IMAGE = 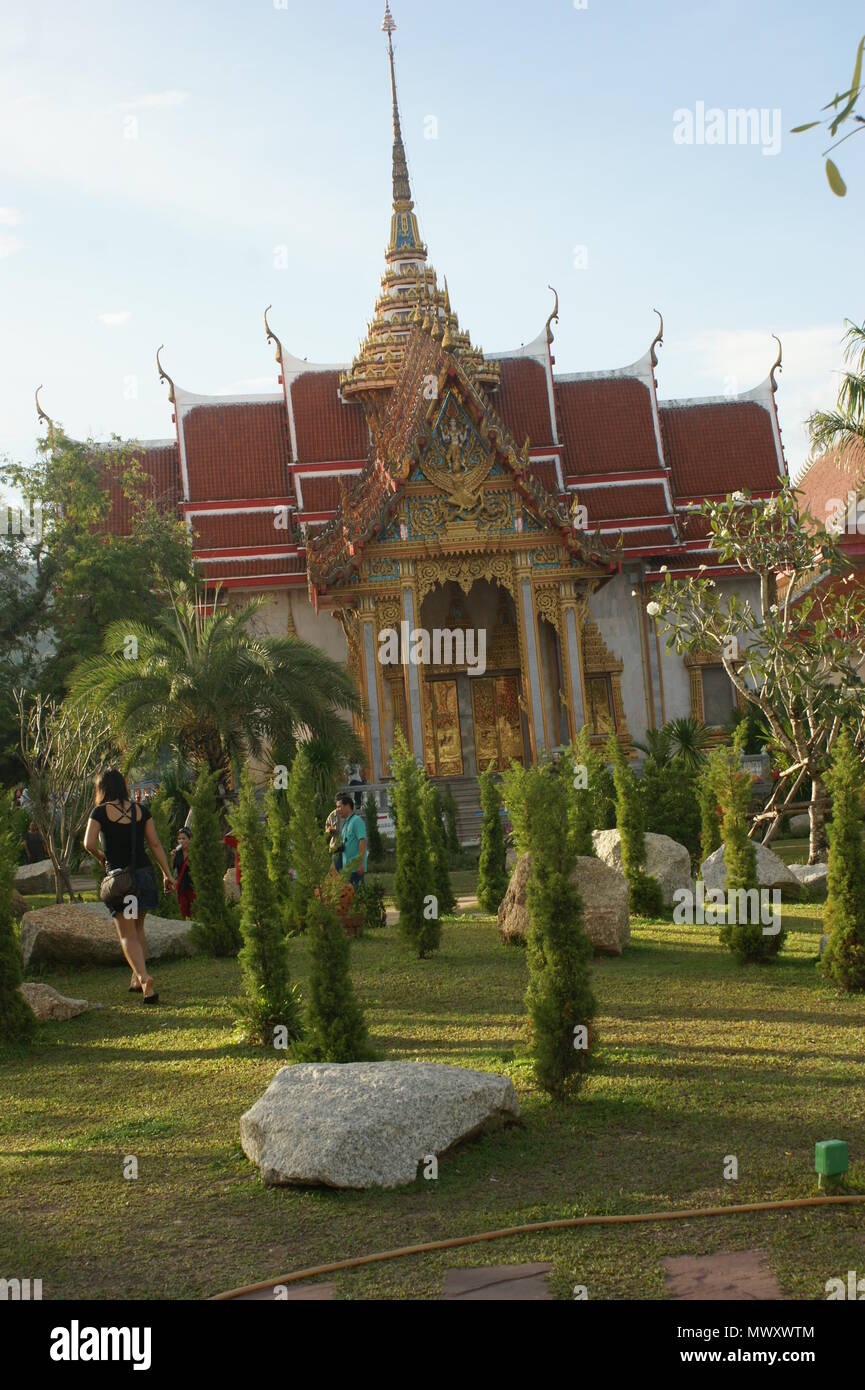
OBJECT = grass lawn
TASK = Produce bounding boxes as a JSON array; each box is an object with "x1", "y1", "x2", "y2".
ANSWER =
[{"x1": 2, "y1": 886, "x2": 864, "y2": 1301}]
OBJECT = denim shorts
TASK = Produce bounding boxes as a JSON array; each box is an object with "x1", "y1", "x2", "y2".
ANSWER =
[{"x1": 104, "y1": 866, "x2": 158, "y2": 915}]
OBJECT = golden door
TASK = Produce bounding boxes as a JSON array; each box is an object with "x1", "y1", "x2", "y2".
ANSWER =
[
  {"x1": 423, "y1": 679, "x2": 464, "y2": 778},
  {"x1": 471, "y1": 675, "x2": 524, "y2": 773}
]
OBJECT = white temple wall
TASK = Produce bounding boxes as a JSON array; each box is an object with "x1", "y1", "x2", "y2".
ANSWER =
[{"x1": 587, "y1": 573, "x2": 651, "y2": 741}]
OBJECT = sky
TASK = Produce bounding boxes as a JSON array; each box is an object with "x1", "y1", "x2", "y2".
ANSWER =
[{"x1": 1, "y1": 0, "x2": 863, "y2": 480}]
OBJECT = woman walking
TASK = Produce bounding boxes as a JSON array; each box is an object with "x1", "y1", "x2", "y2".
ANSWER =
[
  {"x1": 84, "y1": 770, "x2": 175, "y2": 1003},
  {"x1": 173, "y1": 828, "x2": 195, "y2": 920}
]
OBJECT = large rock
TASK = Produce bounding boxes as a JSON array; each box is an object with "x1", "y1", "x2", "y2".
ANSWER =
[
  {"x1": 20, "y1": 903, "x2": 196, "y2": 968},
  {"x1": 223, "y1": 867, "x2": 241, "y2": 902},
  {"x1": 15, "y1": 859, "x2": 55, "y2": 895},
  {"x1": 12, "y1": 889, "x2": 28, "y2": 920},
  {"x1": 498, "y1": 852, "x2": 630, "y2": 955},
  {"x1": 240, "y1": 1062, "x2": 520, "y2": 1189},
  {"x1": 701, "y1": 843, "x2": 801, "y2": 898},
  {"x1": 790, "y1": 862, "x2": 829, "y2": 898},
  {"x1": 19, "y1": 982, "x2": 89, "y2": 1022},
  {"x1": 592, "y1": 829, "x2": 695, "y2": 908},
  {"x1": 789, "y1": 813, "x2": 810, "y2": 837}
]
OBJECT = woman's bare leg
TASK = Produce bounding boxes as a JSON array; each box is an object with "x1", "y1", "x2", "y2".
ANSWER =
[
  {"x1": 135, "y1": 913, "x2": 156, "y2": 998},
  {"x1": 114, "y1": 913, "x2": 148, "y2": 987}
]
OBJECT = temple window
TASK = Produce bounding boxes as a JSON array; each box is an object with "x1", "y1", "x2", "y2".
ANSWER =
[{"x1": 586, "y1": 674, "x2": 616, "y2": 737}]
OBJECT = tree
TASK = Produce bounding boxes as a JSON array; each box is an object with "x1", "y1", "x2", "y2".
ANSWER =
[
  {"x1": 69, "y1": 579, "x2": 361, "y2": 806},
  {"x1": 286, "y1": 747, "x2": 331, "y2": 933},
  {"x1": 523, "y1": 764, "x2": 596, "y2": 1100},
  {"x1": 1, "y1": 430, "x2": 195, "y2": 783},
  {"x1": 422, "y1": 780, "x2": 456, "y2": 917},
  {"x1": 607, "y1": 733, "x2": 662, "y2": 915},
  {"x1": 809, "y1": 319, "x2": 865, "y2": 460},
  {"x1": 792, "y1": 37, "x2": 865, "y2": 196},
  {"x1": 820, "y1": 728, "x2": 865, "y2": 990},
  {"x1": 697, "y1": 759, "x2": 723, "y2": 862},
  {"x1": 187, "y1": 767, "x2": 240, "y2": 957},
  {"x1": 0, "y1": 814, "x2": 36, "y2": 1046},
  {"x1": 441, "y1": 785, "x2": 460, "y2": 855},
  {"x1": 391, "y1": 732, "x2": 438, "y2": 957},
  {"x1": 148, "y1": 790, "x2": 181, "y2": 919},
  {"x1": 230, "y1": 769, "x2": 302, "y2": 1044},
  {"x1": 363, "y1": 791, "x2": 384, "y2": 863},
  {"x1": 650, "y1": 480, "x2": 865, "y2": 864},
  {"x1": 560, "y1": 732, "x2": 598, "y2": 859},
  {"x1": 477, "y1": 765, "x2": 509, "y2": 913},
  {"x1": 712, "y1": 730, "x2": 784, "y2": 963},
  {"x1": 264, "y1": 779, "x2": 295, "y2": 934},
  {"x1": 15, "y1": 691, "x2": 116, "y2": 901},
  {"x1": 293, "y1": 894, "x2": 371, "y2": 1063}
]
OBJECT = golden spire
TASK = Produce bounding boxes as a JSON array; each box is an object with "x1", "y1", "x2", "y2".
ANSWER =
[{"x1": 383, "y1": 3, "x2": 412, "y2": 209}]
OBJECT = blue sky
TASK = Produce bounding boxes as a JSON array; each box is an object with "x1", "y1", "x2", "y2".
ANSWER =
[{"x1": 1, "y1": 0, "x2": 863, "y2": 478}]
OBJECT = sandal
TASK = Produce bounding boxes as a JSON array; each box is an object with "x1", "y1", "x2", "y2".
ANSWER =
[{"x1": 128, "y1": 980, "x2": 143, "y2": 993}]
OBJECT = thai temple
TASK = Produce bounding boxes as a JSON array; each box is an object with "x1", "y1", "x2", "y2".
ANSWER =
[{"x1": 89, "y1": 5, "x2": 788, "y2": 829}]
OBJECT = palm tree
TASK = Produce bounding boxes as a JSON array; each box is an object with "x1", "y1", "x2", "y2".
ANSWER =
[
  {"x1": 69, "y1": 582, "x2": 362, "y2": 792},
  {"x1": 667, "y1": 717, "x2": 713, "y2": 770},
  {"x1": 809, "y1": 319, "x2": 865, "y2": 462}
]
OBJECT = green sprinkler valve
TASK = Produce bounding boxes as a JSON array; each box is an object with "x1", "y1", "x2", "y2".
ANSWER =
[{"x1": 815, "y1": 1139, "x2": 848, "y2": 1190}]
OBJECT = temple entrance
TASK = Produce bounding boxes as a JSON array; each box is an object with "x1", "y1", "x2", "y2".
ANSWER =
[
  {"x1": 419, "y1": 579, "x2": 529, "y2": 778},
  {"x1": 471, "y1": 674, "x2": 524, "y2": 773}
]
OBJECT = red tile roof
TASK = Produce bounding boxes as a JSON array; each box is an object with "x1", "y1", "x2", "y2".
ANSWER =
[
  {"x1": 557, "y1": 376, "x2": 660, "y2": 476},
  {"x1": 96, "y1": 443, "x2": 181, "y2": 536},
  {"x1": 200, "y1": 554, "x2": 306, "y2": 581},
  {"x1": 190, "y1": 510, "x2": 294, "y2": 550},
  {"x1": 290, "y1": 371, "x2": 369, "y2": 464},
  {"x1": 795, "y1": 444, "x2": 865, "y2": 530},
  {"x1": 182, "y1": 401, "x2": 290, "y2": 503},
  {"x1": 661, "y1": 400, "x2": 781, "y2": 500},
  {"x1": 496, "y1": 358, "x2": 554, "y2": 448},
  {"x1": 582, "y1": 481, "x2": 671, "y2": 523},
  {"x1": 529, "y1": 459, "x2": 561, "y2": 494},
  {"x1": 617, "y1": 526, "x2": 678, "y2": 551},
  {"x1": 297, "y1": 475, "x2": 345, "y2": 513}
]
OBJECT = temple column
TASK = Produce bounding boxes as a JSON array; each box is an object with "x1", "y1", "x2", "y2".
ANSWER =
[
  {"x1": 359, "y1": 596, "x2": 385, "y2": 782},
  {"x1": 399, "y1": 563, "x2": 425, "y2": 765},
  {"x1": 516, "y1": 560, "x2": 547, "y2": 761},
  {"x1": 560, "y1": 583, "x2": 586, "y2": 740}
]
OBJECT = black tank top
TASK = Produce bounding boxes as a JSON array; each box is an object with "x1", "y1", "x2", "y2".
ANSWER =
[{"x1": 91, "y1": 802, "x2": 150, "y2": 872}]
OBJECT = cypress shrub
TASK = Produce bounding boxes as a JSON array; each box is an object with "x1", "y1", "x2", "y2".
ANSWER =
[
  {"x1": 188, "y1": 766, "x2": 241, "y2": 957},
  {"x1": 149, "y1": 791, "x2": 181, "y2": 919},
  {"x1": 264, "y1": 780, "x2": 296, "y2": 934},
  {"x1": 501, "y1": 760, "x2": 531, "y2": 856},
  {"x1": 523, "y1": 765, "x2": 596, "y2": 1100},
  {"x1": 0, "y1": 821, "x2": 36, "y2": 1046},
  {"x1": 713, "y1": 736, "x2": 783, "y2": 962},
  {"x1": 441, "y1": 785, "x2": 460, "y2": 854},
  {"x1": 230, "y1": 770, "x2": 302, "y2": 1045},
  {"x1": 820, "y1": 728, "x2": 865, "y2": 990},
  {"x1": 697, "y1": 757, "x2": 723, "y2": 863},
  {"x1": 392, "y1": 732, "x2": 438, "y2": 957},
  {"x1": 363, "y1": 791, "x2": 384, "y2": 863},
  {"x1": 287, "y1": 746, "x2": 331, "y2": 933},
  {"x1": 607, "y1": 733, "x2": 663, "y2": 915},
  {"x1": 561, "y1": 732, "x2": 597, "y2": 859},
  {"x1": 360, "y1": 877, "x2": 388, "y2": 931},
  {"x1": 422, "y1": 781, "x2": 456, "y2": 916},
  {"x1": 477, "y1": 764, "x2": 509, "y2": 913},
  {"x1": 640, "y1": 755, "x2": 702, "y2": 865},
  {"x1": 293, "y1": 894, "x2": 372, "y2": 1062}
]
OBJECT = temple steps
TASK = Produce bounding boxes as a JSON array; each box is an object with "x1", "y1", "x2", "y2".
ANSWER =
[{"x1": 432, "y1": 776, "x2": 482, "y2": 846}]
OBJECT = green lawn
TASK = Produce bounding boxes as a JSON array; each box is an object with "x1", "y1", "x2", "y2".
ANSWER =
[{"x1": 2, "y1": 890, "x2": 864, "y2": 1300}]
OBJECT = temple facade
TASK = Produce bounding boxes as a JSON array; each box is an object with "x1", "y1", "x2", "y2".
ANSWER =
[{"x1": 93, "y1": 6, "x2": 788, "y2": 824}]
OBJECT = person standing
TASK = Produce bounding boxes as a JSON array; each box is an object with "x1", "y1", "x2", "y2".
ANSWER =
[
  {"x1": 337, "y1": 794, "x2": 367, "y2": 889},
  {"x1": 24, "y1": 822, "x2": 46, "y2": 863},
  {"x1": 84, "y1": 770, "x2": 175, "y2": 1003},
  {"x1": 173, "y1": 828, "x2": 195, "y2": 920},
  {"x1": 325, "y1": 795, "x2": 344, "y2": 871}
]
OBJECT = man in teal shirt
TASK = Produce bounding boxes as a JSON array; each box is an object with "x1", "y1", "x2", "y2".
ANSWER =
[{"x1": 337, "y1": 795, "x2": 367, "y2": 888}]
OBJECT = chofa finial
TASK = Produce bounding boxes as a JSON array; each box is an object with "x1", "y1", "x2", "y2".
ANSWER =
[
  {"x1": 545, "y1": 286, "x2": 560, "y2": 345},
  {"x1": 156, "y1": 345, "x2": 176, "y2": 404},
  {"x1": 650, "y1": 308, "x2": 664, "y2": 367},
  {"x1": 35, "y1": 384, "x2": 53, "y2": 428},
  {"x1": 264, "y1": 305, "x2": 284, "y2": 367},
  {"x1": 770, "y1": 334, "x2": 783, "y2": 392}
]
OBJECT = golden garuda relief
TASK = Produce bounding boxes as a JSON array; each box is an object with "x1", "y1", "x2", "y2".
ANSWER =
[{"x1": 417, "y1": 390, "x2": 498, "y2": 524}]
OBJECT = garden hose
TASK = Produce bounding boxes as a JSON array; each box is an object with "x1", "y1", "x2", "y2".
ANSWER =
[{"x1": 211, "y1": 1192, "x2": 865, "y2": 1299}]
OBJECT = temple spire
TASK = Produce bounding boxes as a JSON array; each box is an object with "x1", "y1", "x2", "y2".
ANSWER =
[{"x1": 383, "y1": 3, "x2": 412, "y2": 209}]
